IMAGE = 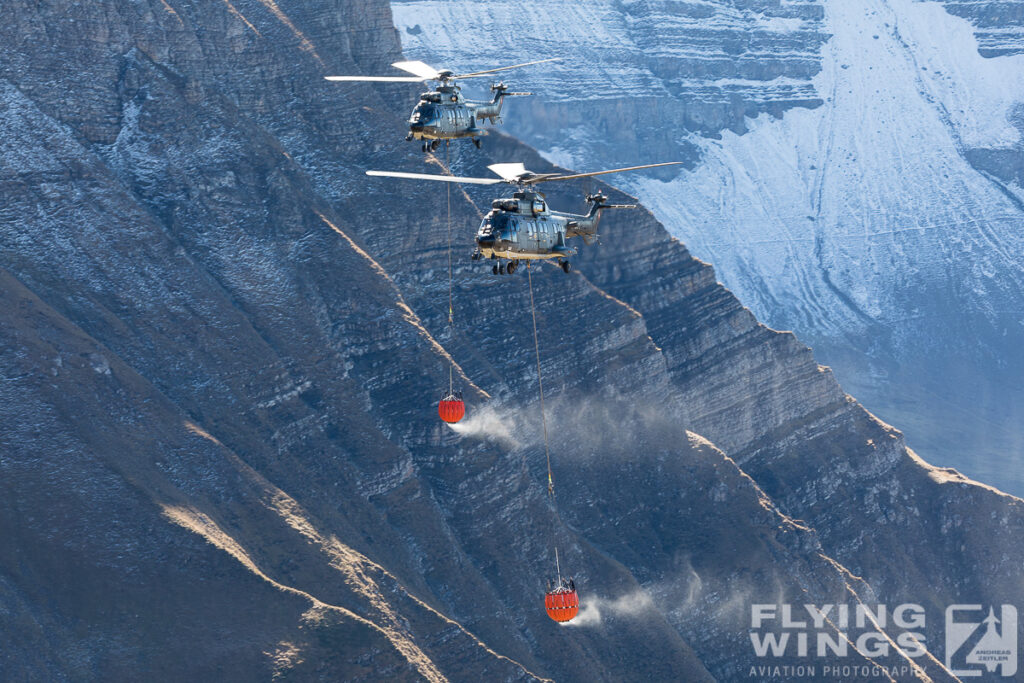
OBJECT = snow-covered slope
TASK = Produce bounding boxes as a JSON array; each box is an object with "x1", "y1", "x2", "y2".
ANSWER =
[
  {"x1": 391, "y1": 0, "x2": 1024, "y2": 494},
  {"x1": 633, "y1": 0, "x2": 1024, "y2": 339},
  {"x1": 632, "y1": 0, "x2": 1024, "y2": 490},
  {"x1": 392, "y1": 0, "x2": 826, "y2": 102}
]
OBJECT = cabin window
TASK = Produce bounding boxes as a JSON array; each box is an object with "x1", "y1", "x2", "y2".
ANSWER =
[{"x1": 533, "y1": 200, "x2": 545, "y2": 214}]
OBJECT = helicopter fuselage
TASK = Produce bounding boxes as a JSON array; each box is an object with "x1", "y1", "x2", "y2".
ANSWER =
[
  {"x1": 406, "y1": 85, "x2": 511, "y2": 144},
  {"x1": 474, "y1": 190, "x2": 605, "y2": 262},
  {"x1": 365, "y1": 158, "x2": 668, "y2": 272}
]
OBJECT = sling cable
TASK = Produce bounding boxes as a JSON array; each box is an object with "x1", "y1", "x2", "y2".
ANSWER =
[
  {"x1": 438, "y1": 140, "x2": 465, "y2": 424},
  {"x1": 527, "y1": 262, "x2": 579, "y2": 623}
]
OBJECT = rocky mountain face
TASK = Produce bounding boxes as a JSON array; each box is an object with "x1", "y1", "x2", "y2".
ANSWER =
[
  {"x1": 939, "y1": 0, "x2": 1024, "y2": 55},
  {"x1": 1, "y1": 0, "x2": 1022, "y2": 681},
  {"x1": 392, "y1": 0, "x2": 830, "y2": 164},
  {"x1": 391, "y1": 0, "x2": 1024, "y2": 498}
]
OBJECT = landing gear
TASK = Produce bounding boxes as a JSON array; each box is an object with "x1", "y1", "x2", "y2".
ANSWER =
[
  {"x1": 422, "y1": 140, "x2": 440, "y2": 153},
  {"x1": 560, "y1": 260, "x2": 571, "y2": 274},
  {"x1": 473, "y1": 138, "x2": 482, "y2": 149},
  {"x1": 491, "y1": 260, "x2": 518, "y2": 275},
  {"x1": 471, "y1": 250, "x2": 482, "y2": 261}
]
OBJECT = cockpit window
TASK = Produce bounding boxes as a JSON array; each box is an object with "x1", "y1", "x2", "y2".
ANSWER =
[{"x1": 411, "y1": 102, "x2": 437, "y2": 123}]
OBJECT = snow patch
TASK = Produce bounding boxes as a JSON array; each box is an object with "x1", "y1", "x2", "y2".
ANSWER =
[{"x1": 623, "y1": 0, "x2": 1024, "y2": 344}]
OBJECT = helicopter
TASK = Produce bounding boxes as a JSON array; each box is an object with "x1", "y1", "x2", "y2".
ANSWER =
[
  {"x1": 366, "y1": 161, "x2": 681, "y2": 274},
  {"x1": 325, "y1": 59, "x2": 559, "y2": 152}
]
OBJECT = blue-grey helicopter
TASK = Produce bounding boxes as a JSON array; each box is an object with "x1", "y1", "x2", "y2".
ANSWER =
[
  {"x1": 325, "y1": 59, "x2": 559, "y2": 152},
  {"x1": 366, "y1": 162, "x2": 681, "y2": 274}
]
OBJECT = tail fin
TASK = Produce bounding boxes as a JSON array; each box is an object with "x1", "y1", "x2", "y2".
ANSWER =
[
  {"x1": 490, "y1": 82, "x2": 532, "y2": 101},
  {"x1": 585, "y1": 192, "x2": 637, "y2": 215},
  {"x1": 577, "y1": 193, "x2": 637, "y2": 244},
  {"x1": 477, "y1": 83, "x2": 532, "y2": 123}
]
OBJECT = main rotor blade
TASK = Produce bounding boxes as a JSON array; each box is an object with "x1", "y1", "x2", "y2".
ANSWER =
[
  {"x1": 486, "y1": 163, "x2": 529, "y2": 181},
  {"x1": 391, "y1": 60, "x2": 441, "y2": 80},
  {"x1": 524, "y1": 161, "x2": 683, "y2": 184},
  {"x1": 366, "y1": 170, "x2": 503, "y2": 185},
  {"x1": 454, "y1": 58, "x2": 562, "y2": 79},
  {"x1": 324, "y1": 76, "x2": 426, "y2": 82}
]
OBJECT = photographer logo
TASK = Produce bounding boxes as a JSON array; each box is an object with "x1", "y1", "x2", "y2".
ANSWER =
[{"x1": 946, "y1": 605, "x2": 1017, "y2": 677}]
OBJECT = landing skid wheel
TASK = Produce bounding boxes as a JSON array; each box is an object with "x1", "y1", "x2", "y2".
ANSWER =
[
  {"x1": 507, "y1": 261, "x2": 518, "y2": 275},
  {"x1": 492, "y1": 264, "x2": 499, "y2": 275},
  {"x1": 430, "y1": 140, "x2": 440, "y2": 152},
  {"x1": 560, "y1": 261, "x2": 571, "y2": 274}
]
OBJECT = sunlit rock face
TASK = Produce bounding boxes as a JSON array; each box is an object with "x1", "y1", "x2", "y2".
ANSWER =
[
  {"x1": 1, "y1": 0, "x2": 1023, "y2": 680},
  {"x1": 391, "y1": 0, "x2": 1024, "y2": 496}
]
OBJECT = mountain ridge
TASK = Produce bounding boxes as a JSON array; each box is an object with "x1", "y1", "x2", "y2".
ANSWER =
[
  {"x1": 390, "y1": 0, "x2": 1024, "y2": 497},
  {"x1": 1, "y1": 0, "x2": 1022, "y2": 680}
]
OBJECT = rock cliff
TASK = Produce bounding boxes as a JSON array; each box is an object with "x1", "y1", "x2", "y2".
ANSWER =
[
  {"x1": 1, "y1": 0, "x2": 1022, "y2": 681},
  {"x1": 390, "y1": 0, "x2": 1024, "y2": 499}
]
